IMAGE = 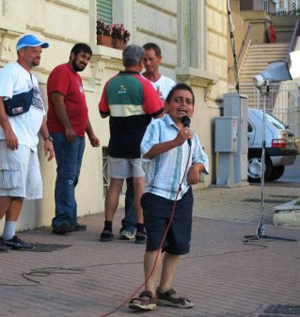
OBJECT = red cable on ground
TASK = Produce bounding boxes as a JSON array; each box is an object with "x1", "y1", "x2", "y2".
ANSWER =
[{"x1": 99, "y1": 146, "x2": 192, "y2": 317}]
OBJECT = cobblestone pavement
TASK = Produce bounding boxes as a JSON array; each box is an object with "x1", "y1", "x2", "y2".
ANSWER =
[{"x1": 1, "y1": 184, "x2": 300, "y2": 317}]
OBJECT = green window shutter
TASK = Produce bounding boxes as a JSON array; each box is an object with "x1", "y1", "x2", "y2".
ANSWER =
[
  {"x1": 97, "y1": 0, "x2": 113, "y2": 24},
  {"x1": 181, "y1": 0, "x2": 191, "y2": 67}
]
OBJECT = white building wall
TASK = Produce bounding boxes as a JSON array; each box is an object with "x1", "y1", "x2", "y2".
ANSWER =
[{"x1": 0, "y1": 0, "x2": 228, "y2": 231}]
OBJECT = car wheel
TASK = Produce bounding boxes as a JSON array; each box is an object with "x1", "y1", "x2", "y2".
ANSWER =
[
  {"x1": 268, "y1": 165, "x2": 285, "y2": 181},
  {"x1": 248, "y1": 154, "x2": 272, "y2": 183}
]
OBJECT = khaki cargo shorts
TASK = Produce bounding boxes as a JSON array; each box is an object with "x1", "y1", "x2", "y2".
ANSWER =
[
  {"x1": 107, "y1": 156, "x2": 145, "y2": 179},
  {"x1": 0, "y1": 141, "x2": 42, "y2": 199}
]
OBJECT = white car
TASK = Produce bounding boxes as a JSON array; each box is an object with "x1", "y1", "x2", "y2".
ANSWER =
[{"x1": 247, "y1": 108, "x2": 298, "y2": 182}]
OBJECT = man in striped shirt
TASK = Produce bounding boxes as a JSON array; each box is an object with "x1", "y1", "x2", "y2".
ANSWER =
[
  {"x1": 129, "y1": 83, "x2": 209, "y2": 311},
  {"x1": 99, "y1": 45, "x2": 164, "y2": 244}
]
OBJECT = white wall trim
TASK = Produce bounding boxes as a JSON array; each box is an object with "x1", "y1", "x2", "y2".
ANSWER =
[
  {"x1": 137, "y1": 0, "x2": 177, "y2": 17},
  {"x1": 176, "y1": 67, "x2": 218, "y2": 101},
  {"x1": 45, "y1": 0, "x2": 89, "y2": 13}
]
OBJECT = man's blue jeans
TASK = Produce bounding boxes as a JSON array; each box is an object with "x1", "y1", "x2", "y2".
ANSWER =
[
  {"x1": 51, "y1": 132, "x2": 85, "y2": 228},
  {"x1": 121, "y1": 177, "x2": 136, "y2": 231}
]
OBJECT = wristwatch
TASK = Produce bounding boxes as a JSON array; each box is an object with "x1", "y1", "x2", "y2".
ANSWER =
[{"x1": 44, "y1": 135, "x2": 53, "y2": 142}]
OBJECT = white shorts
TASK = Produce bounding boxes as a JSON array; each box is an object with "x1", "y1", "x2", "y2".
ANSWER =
[
  {"x1": 107, "y1": 156, "x2": 145, "y2": 179},
  {"x1": 0, "y1": 141, "x2": 42, "y2": 199}
]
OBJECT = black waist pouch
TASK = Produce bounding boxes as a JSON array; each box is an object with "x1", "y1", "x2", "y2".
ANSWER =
[{"x1": 4, "y1": 89, "x2": 33, "y2": 117}]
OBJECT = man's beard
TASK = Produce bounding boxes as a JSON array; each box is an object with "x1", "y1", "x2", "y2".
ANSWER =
[
  {"x1": 72, "y1": 59, "x2": 86, "y2": 72},
  {"x1": 31, "y1": 59, "x2": 40, "y2": 67}
]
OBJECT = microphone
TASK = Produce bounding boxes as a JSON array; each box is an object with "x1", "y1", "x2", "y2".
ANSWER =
[{"x1": 181, "y1": 116, "x2": 191, "y2": 146}]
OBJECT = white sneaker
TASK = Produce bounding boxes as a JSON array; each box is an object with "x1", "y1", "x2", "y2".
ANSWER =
[{"x1": 119, "y1": 228, "x2": 137, "y2": 240}]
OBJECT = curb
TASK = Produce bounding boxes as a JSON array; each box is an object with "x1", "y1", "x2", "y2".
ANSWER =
[{"x1": 273, "y1": 198, "x2": 300, "y2": 227}]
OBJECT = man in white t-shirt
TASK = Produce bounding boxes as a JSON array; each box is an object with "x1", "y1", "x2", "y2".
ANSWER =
[
  {"x1": 0, "y1": 34, "x2": 54, "y2": 252},
  {"x1": 120, "y1": 43, "x2": 176, "y2": 240},
  {"x1": 142, "y1": 42, "x2": 176, "y2": 100},
  {"x1": 119, "y1": 43, "x2": 175, "y2": 241}
]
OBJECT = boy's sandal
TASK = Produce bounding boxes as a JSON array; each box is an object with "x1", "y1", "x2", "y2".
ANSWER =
[
  {"x1": 128, "y1": 290, "x2": 157, "y2": 311},
  {"x1": 99, "y1": 230, "x2": 114, "y2": 242},
  {"x1": 156, "y1": 288, "x2": 194, "y2": 309}
]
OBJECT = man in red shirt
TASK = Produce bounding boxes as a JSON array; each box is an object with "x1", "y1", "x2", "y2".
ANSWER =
[{"x1": 47, "y1": 43, "x2": 99, "y2": 234}]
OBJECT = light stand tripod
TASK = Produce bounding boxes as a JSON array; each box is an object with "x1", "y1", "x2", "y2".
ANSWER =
[{"x1": 244, "y1": 83, "x2": 296, "y2": 243}]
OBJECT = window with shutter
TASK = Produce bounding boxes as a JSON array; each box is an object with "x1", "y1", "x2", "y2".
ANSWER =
[
  {"x1": 263, "y1": 0, "x2": 269, "y2": 13},
  {"x1": 97, "y1": 0, "x2": 113, "y2": 24},
  {"x1": 181, "y1": 0, "x2": 191, "y2": 67},
  {"x1": 283, "y1": 0, "x2": 289, "y2": 10}
]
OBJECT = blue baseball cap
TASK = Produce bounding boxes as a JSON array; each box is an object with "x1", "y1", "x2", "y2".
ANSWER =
[{"x1": 16, "y1": 34, "x2": 49, "y2": 51}]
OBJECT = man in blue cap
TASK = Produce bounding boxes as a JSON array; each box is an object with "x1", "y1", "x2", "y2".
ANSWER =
[{"x1": 0, "y1": 34, "x2": 54, "y2": 252}]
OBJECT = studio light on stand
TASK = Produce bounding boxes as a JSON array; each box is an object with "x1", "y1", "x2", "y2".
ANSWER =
[{"x1": 244, "y1": 60, "x2": 296, "y2": 242}]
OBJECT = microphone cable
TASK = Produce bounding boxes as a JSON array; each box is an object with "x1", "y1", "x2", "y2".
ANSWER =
[{"x1": 99, "y1": 142, "x2": 192, "y2": 317}]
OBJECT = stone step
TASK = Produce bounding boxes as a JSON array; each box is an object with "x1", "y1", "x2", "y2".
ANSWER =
[
  {"x1": 248, "y1": 55, "x2": 287, "y2": 59},
  {"x1": 242, "y1": 64, "x2": 274, "y2": 69},
  {"x1": 246, "y1": 53, "x2": 287, "y2": 58},
  {"x1": 249, "y1": 45, "x2": 288, "y2": 52},
  {"x1": 240, "y1": 79, "x2": 259, "y2": 82},
  {"x1": 249, "y1": 43, "x2": 289, "y2": 48},
  {"x1": 249, "y1": 50, "x2": 288, "y2": 53},
  {"x1": 245, "y1": 54, "x2": 287, "y2": 59},
  {"x1": 243, "y1": 60, "x2": 285, "y2": 65},
  {"x1": 240, "y1": 69, "x2": 268, "y2": 73},
  {"x1": 240, "y1": 66, "x2": 282, "y2": 72},
  {"x1": 240, "y1": 73, "x2": 266, "y2": 77},
  {"x1": 246, "y1": 55, "x2": 287, "y2": 60}
]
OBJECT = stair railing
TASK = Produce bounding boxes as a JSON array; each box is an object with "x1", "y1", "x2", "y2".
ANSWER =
[
  {"x1": 227, "y1": 24, "x2": 252, "y2": 74},
  {"x1": 237, "y1": 24, "x2": 252, "y2": 64},
  {"x1": 285, "y1": 18, "x2": 300, "y2": 65}
]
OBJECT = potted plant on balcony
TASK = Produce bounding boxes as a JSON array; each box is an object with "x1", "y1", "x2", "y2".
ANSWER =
[
  {"x1": 96, "y1": 20, "x2": 113, "y2": 47},
  {"x1": 111, "y1": 24, "x2": 130, "y2": 50}
]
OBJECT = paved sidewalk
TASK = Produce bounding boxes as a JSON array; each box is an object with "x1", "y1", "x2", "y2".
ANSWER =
[
  {"x1": 193, "y1": 182, "x2": 300, "y2": 224},
  {"x1": 1, "y1": 184, "x2": 300, "y2": 317}
]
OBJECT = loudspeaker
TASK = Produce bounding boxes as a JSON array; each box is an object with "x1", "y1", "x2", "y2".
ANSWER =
[
  {"x1": 253, "y1": 60, "x2": 292, "y2": 87},
  {"x1": 290, "y1": 51, "x2": 300, "y2": 79}
]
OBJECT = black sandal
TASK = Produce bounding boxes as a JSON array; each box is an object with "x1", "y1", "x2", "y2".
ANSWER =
[
  {"x1": 129, "y1": 290, "x2": 157, "y2": 311},
  {"x1": 156, "y1": 288, "x2": 194, "y2": 308},
  {"x1": 99, "y1": 229, "x2": 114, "y2": 242}
]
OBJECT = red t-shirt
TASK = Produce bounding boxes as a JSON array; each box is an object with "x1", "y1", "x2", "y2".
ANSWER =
[{"x1": 47, "y1": 64, "x2": 88, "y2": 137}]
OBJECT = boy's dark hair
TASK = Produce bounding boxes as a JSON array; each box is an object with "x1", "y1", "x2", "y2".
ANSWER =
[
  {"x1": 143, "y1": 42, "x2": 161, "y2": 57},
  {"x1": 71, "y1": 43, "x2": 93, "y2": 57},
  {"x1": 166, "y1": 83, "x2": 195, "y2": 106}
]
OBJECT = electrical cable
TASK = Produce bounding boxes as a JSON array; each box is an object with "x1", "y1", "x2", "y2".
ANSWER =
[
  {"x1": 227, "y1": 0, "x2": 240, "y2": 93},
  {"x1": 0, "y1": 242, "x2": 268, "y2": 287},
  {"x1": 0, "y1": 145, "x2": 193, "y2": 309},
  {"x1": 98, "y1": 143, "x2": 193, "y2": 317}
]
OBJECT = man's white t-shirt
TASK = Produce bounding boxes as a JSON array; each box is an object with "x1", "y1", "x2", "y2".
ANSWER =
[
  {"x1": 0, "y1": 62, "x2": 45, "y2": 150},
  {"x1": 141, "y1": 74, "x2": 176, "y2": 100}
]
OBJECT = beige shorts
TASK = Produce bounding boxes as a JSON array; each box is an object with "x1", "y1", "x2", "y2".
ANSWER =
[
  {"x1": 107, "y1": 156, "x2": 145, "y2": 179},
  {"x1": 0, "y1": 141, "x2": 43, "y2": 199}
]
